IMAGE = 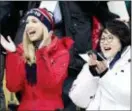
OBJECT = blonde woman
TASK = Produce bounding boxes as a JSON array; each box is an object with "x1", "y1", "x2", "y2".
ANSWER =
[{"x1": 0, "y1": 8, "x2": 73, "y2": 110}]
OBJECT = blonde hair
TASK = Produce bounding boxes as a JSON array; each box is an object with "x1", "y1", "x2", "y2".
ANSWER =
[{"x1": 23, "y1": 24, "x2": 50, "y2": 65}]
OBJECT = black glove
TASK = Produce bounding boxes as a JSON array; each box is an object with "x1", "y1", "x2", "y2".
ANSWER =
[{"x1": 89, "y1": 65, "x2": 108, "y2": 78}]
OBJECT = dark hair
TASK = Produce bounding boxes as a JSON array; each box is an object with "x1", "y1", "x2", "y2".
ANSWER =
[{"x1": 97, "y1": 20, "x2": 131, "y2": 52}]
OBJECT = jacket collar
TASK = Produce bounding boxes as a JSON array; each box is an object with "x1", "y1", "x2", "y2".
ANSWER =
[
  {"x1": 44, "y1": 35, "x2": 58, "y2": 54},
  {"x1": 107, "y1": 45, "x2": 131, "y2": 69}
]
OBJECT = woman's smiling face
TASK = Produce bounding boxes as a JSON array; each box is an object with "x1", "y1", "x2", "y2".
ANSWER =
[
  {"x1": 100, "y1": 29, "x2": 122, "y2": 59},
  {"x1": 25, "y1": 16, "x2": 44, "y2": 42}
]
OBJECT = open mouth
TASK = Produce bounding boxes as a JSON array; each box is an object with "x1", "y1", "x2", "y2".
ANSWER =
[
  {"x1": 104, "y1": 47, "x2": 111, "y2": 51},
  {"x1": 28, "y1": 30, "x2": 36, "y2": 36}
]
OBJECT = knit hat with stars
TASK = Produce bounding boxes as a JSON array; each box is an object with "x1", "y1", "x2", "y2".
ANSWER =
[{"x1": 26, "y1": 8, "x2": 54, "y2": 31}]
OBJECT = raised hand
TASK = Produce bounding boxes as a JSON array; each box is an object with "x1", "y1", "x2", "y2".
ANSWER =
[
  {"x1": 39, "y1": 30, "x2": 53, "y2": 49},
  {"x1": 95, "y1": 60, "x2": 107, "y2": 74},
  {"x1": 88, "y1": 53, "x2": 107, "y2": 75},
  {"x1": 0, "y1": 34, "x2": 16, "y2": 52}
]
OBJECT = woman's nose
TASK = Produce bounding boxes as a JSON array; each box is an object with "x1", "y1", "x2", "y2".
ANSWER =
[
  {"x1": 103, "y1": 38, "x2": 109, "y2": 44},
  {"x1": 26, "y1": 23, "x2": 34, "y2": 29},
  {"x1": 26, "y1": 21, "x2": 33, "y2": 26}
]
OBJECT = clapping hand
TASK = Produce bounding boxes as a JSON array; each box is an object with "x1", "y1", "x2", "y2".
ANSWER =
[
  {"x1": 39, "y1": 31, "x2": 53, "y2": 49},
  {"x1": 89, "y1": 53, "x2": 107, "y2": 75},
  {"x1": 0, "y1": 34, "x2": 16, "y2": 52}
]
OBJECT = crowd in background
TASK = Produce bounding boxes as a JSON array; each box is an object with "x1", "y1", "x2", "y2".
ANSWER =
[{"x1": 0, "y1": 1, "x2": 131, "y2": 111}]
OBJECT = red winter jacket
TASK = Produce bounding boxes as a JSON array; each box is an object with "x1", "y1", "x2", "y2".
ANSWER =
[{"x1": 5, "y1": 35, "x2": 74, "y2": 111}]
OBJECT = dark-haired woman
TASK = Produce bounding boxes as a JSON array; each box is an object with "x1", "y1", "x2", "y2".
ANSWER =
[{"x1": 69, "y1": 20, "x2": 131, "y2": 110}]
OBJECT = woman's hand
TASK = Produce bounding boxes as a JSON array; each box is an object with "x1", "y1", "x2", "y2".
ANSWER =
[
  {"x1": 89, "y1": 53, "x2": 107, "y2": 75},
  {"x1": 95, "y1": 60, "x2": 107, "y2": 74},
  {"x1": 0, "y1": 34, "x2": 16, "y2": 52},
  {"x1": 39, "y1": 30, "x2": 53, "y2": 49}
]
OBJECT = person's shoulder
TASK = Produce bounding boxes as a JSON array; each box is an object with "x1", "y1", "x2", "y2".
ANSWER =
[
  {"x1": 119, "y1": 45, "x2": 131, "y2": 65},
  {"x1": 17, "y1": 43, "x2": 24, "y2": 54},
  {"x1": 17, "y1": 43, "x2": 23, "y2": 49},
  {"x1": 58, "y1": 36, "x2": 74, "y2": 50},
  {"x1": 121, "y1": 45, "x2": 131, "y2": 58}
]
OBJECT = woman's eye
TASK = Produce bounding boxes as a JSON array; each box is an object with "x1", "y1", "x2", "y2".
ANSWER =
[
  {"x1": 101, "y1": 38, "x2": 105, "y2": 40},
  {"x1": 32, "y1": 20, "x2": 37, "y2": 23},
  {"x1": 108, "y1": 36, "x2": 113, "y2": 40}
]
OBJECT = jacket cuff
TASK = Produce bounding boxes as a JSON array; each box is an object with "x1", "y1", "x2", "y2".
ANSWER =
[
  {"x1": 100, "y1": 68, "x2": 108, "y2": 78},
  {"x1": 89, "y1": 66, "x2": 108, "y2": 78},
  {"x1": 89, "y1": 65, "x2": 100, "y2": 77}
]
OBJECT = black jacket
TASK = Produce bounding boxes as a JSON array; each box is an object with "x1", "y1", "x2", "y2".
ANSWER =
[
  {"x1": 59, "y1": 1, "x2": 119, "y2": 53},
  {"x1": 59, "y1": 1, "x2": 119, "y2": 110}
]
